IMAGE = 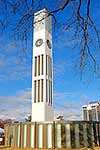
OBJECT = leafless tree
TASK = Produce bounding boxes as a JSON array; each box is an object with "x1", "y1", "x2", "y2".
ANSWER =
[{"x1": 0, "y1": 0, "x2": 100, "y2": 78}]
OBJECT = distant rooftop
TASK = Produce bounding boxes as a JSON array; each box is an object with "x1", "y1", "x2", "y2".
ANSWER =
[
  {"x1": 89, "y1": 101, "x2": 100, "y2": 104},
  {"x1": 82, "y1": 101, "x2": 100, "y2": 108}
]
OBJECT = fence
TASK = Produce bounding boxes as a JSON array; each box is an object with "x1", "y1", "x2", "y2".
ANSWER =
[{"x1": 4, "y1": 121, "x2": 100, "y2": 149}]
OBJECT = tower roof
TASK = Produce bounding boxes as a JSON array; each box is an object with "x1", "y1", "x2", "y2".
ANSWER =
[{"x1": 34, "y1": 8, "x2": 49, "y2": 16}]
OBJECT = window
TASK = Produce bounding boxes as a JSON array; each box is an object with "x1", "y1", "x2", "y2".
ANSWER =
[
  {"x1": 49, "y1": 80, "x2": 50, "y2": 104},
  {"x1": 92, "y1": 109, "x2": 96, "y2": 121},
  {"x1": 46, "y1": 55, "x2": 48, "y2": 75},
  {"x1": 50, "y1": 57, "x2": 52, "y2": 78},
  {"x1": 34, "y1": 81, "x2": 36, "y2": 103},
  {"x1": 35, "y1": 57, "x2": 37, "y2": 76},
  {"x1": 51, "y1": 81, "x2": 52, "y2": 105},
  {"x1": 41, "y1": 79, "x2": 43, "y2": 102},
  {"x1": 48, "y1": 57, "x2": 50, "y2": 76},
  {"x1": 48, "y1": 57, "x2": 49, "y2": 76},
  {"x1": 38, "y1": 80, "x2": 40, "y2": 102},
  {"x1": 83, "y1": 110, "x2": 87, "y2": 120},
  {"x1": 41, "y1": 55, "x2": 44, "y2": 75},
  {"x1": 46, "y1": 55, "x2": 52, "y2": 77},
  {"x1": 38, "y1": 56, "x2": 40, "y2": 75},
  {"x1": 88, "y1": 110, "x2": 92, "y2": 121},
  {"x1": 97, "y1": 109, "x2": 100, "y2": 121},
  {"x1": 83, "y1": 107, "x2": 87, "y2": 109},
  {"x1": 46, "y1": 80, "x2": 48, "y2": 102}
]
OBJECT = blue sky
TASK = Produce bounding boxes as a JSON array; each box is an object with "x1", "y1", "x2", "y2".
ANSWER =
[{"x1": 0, "y1": 0, "x2": 100, "y2": 121}]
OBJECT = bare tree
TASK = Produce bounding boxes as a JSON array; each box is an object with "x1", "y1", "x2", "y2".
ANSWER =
[{"x1": 0, "y1": 0, "x2": 100, "y2": 78}]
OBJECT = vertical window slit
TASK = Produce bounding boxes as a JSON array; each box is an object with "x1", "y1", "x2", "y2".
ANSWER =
[
  {"x1": 49, "y1": 80, "x2": 50, "y2": 104},
  {"x1": 35, "y1": 57, "x2": 37, "y2": 76},
  {"x1": 51, "y1": 81, "x2": 52, "y2": 105},
  {"x1": 42, "y1": 55, "x2": 44, "y2": 75},
  {"x1": 46, "y1": 55, "x2": 48, "y2": 75},
  {"x1": 38, "y1": 80, "x2": 40, "y2": 102},
  {"x1": 38, "y1": 56, "x2": 40, "y2": 76},
  {"x1": 46, "y1": 80, "x2": 48, "y2": 102},
  {"x1": 34, "y1": 81, "x2": 36, "y2": 103},
  {"x1": 41, "y1": 79, "x2": 43, "y2": 102}
]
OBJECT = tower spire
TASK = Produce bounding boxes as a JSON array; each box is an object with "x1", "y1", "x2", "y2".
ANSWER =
[{"x1": 32, "y1": 8, "x2": 54, "y2": 122}]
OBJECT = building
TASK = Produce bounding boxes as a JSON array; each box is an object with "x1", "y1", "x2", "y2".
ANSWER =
[
  {"x1": 0, "y1": 128, "x2": 4, "y2": 145},
  {"x1": 32, "y1": 8, "x2": 53, "y2": 122},
  {"x1": 82, "y1": 101, "x2": 100, "y2": 121}
]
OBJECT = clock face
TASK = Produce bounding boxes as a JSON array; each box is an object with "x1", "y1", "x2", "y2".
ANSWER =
[
  {"x1": 47, "y1": 40, "x2": 51, "y2": 49},
  {"x1": 35, "y1": 39, "x2": 43, "y2": 47}
]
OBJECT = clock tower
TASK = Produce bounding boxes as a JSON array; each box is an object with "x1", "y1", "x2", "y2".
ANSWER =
[{"x1": 32, "y1": 8, "x2": 54, "y2": 122}]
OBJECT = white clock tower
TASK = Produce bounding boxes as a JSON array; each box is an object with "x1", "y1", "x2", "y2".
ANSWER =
[{"x1": 32, "y1": 8, "x2": 54, "y2": 122}]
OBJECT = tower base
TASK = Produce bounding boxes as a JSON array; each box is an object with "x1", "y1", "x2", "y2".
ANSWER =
[{"x1": 32, "y1": 102, "x2": 54, "y2": 122}]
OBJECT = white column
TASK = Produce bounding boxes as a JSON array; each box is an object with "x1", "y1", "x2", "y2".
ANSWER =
[
  {"x1": 47, "y1": 124, "x2": 52, "y2": 148},
  {"x1": 30, "y1": 124, "x2": 35, "y2": 148},
  {"x1": 38, "y1": 124, "x2": 43, "y2": 148}
]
